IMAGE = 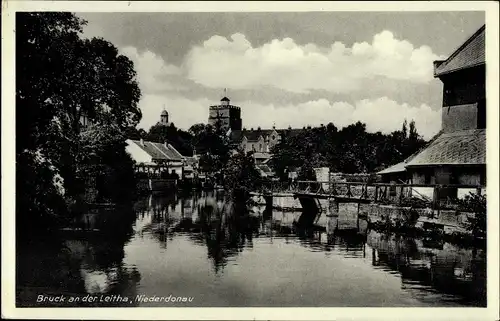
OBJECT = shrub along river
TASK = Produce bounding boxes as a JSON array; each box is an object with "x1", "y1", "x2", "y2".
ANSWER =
[{"x1": 16, "y1": 191, "x2": 486, "y2": 307}]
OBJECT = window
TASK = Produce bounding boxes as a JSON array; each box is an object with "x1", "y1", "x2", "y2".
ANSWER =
[
  {"x1": 259, "y1": 144, "x2": 262, "y2": 151},
  {"x1": 424, "y1": 172, "x2": 431, "y2": 185}
]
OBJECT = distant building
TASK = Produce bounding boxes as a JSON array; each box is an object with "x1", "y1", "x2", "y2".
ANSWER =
[
  {"x1": 208, "y1": 96, "x2": 242, "y2": 131},
  {"x1": 228, "y1": 126, "x2": 304, "y2": 164},
  {"x1": 154, "y1": 106, "x2": 172, "y2": 127},
  {"x1": 160, "y1": 109, "x2": 169, "y2": 125},
  {"x1": 378, "y1": 25, "x2": 486, "y2": 198}
]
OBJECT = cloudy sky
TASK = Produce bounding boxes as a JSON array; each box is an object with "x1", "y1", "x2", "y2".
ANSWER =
[{"x1": 77, "y1": 11, "x2": 484, "y2": 139}]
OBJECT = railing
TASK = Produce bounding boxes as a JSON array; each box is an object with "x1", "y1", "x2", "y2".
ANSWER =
[{"x1": 254, "y1": 180, "x2": 485, "y2": 211}]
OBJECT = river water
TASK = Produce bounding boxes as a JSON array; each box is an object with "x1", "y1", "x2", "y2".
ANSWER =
[{"x1": 16, "y1": 191, "x2": 486, "y2": 307}]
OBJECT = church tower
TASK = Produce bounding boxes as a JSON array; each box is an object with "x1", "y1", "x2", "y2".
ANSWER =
[{"x1": 160, "y1": 108, "x2": 169, "y2": 125}]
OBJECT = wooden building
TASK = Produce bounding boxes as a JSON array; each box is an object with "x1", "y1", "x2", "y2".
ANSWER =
[
  {"x1": 376, "y1": 25, "x2": 486, "y2": 200},
  {"x1": 405, "y1": 25, "x2": 486, "y2": 193}
]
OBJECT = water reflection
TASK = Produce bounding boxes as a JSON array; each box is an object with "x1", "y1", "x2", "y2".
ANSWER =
[
  {"x1": 16, "y1": 191, "x2": 486, "y2": 307},
  {"x1": 17, "y1": 204, "x2": 142, "y2": 307}
]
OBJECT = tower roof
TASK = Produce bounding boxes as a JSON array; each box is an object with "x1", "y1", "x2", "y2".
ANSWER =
[
  {"x1": 161, "y1": 110, "x2": 168, "y2": 116},
  {"x1": 221, "y1": 96, "x2": 230, "y2": 102},
  {"x1": 434, "y1": 24, "x2": 485, "y2": 77}
]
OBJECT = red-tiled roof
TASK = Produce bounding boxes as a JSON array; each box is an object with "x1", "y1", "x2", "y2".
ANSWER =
[
  {"x1": 434, "y1": 25, "x2": 485, "y2": 77},
  {"x1": 405, "y1": 129, "x2": 485, "y2": 167}
]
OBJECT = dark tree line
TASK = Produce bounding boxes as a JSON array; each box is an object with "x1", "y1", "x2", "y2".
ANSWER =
[{"x1": 270, "y1": 120, "x2": 427, "y2": 180}]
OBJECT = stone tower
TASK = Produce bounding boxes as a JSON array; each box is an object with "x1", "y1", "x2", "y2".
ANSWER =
[{"x1": 208, "y1": 96, "x2": 242, "y2": 131}]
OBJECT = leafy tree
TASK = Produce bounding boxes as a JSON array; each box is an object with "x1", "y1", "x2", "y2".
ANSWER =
[
  {"x1": 146, "y1": 122, "x2": 193, "y2": 156},
  {"x1": 125, "y1": 126, "x2": 147, "y2": 140},
  {"x1": 457, "y1": 193, "x2": 487, "y2": 238},
  {"x1": 223, "y1": 150, "x2": 261, "y2": 197},
  {"x1": 190, "y1": 124, "x2": 231, "y2": 174},
  {"x1": 270, "y1": 119, "x2": 428, "y2": 179},
  {"x1": 16, "y1": 13, "x2": 142, "y2": 237},
  {"x1": 76, "y1": 123, "x2": 137, "y2": 203},
  {"x1": 402, "y1": 119, "x2": 408, "y2": 139},
  {"x1": 188, "y1": 123, "x2": 208, "y2": 138}
]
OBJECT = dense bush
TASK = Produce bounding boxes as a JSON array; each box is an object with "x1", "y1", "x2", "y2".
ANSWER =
[{"x1": 457, "y1": 193, "x2": 487, "y2": 238}]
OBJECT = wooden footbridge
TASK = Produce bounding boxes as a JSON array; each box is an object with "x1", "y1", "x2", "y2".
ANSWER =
[{"x1": 251, "y1": 180, "x2": 484, "y2": 223}]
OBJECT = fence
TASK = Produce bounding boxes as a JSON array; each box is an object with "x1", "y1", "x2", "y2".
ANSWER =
[{"x1": 255, "y1": 180, "x2": 485, "y2": 212}]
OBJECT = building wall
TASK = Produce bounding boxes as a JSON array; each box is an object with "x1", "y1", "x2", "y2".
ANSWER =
[
  {"x1": 440, "y1": 66, "x2": 486, "y2": 133},
  {"x1": 229, "y1": 107, "x2": 242, "y2": 131},
  {"x1": 441, "y1": 104, "x2": 479, "y2": 132},
  {"x1": 457, "y1": 172, "x2": 481, "y2": 185},
  {"x1": 441, "y1": 67, "x2": 485, "y2": 107},
  {"x1": 411, "y1": 169, "x2": 436, "y2": 185},
  {"x1": 240, "y1": 129, "x2": 281, "y2": 153},
  {"x1": 208, "y1": 105, "x2": 242, "y2": 131},
  {"x1": 410, "y1": 165, "x2": 485, "y2": 189}
]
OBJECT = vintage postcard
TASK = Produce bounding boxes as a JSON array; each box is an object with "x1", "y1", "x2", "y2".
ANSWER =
[{"x1": 2, "y1": 1, "x2": 499, "y2": 320}]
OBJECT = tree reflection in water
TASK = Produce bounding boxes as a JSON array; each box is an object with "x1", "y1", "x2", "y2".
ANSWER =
[
  {"x1": 16, "y1": 203, "x2": 142, "y2": 307},
  {"x1": 367, "y1": 231, "x2": 486, "y2": 306},
  {"x1": 138, "y1": 191, "x2": 261, "y2": 274}
]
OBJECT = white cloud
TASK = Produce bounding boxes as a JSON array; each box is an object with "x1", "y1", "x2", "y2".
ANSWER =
[
  {"x1": 139, "y1": 94, "x2": 441, "y2": 140},
  {"x1": 120, "y1": 47, "x2": 186, "y2": 93},
  {"x1": 185, "y1": 31, "x2": 443, "y2": 94}
]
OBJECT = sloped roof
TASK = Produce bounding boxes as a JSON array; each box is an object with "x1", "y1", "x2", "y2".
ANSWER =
[
  {"x1": 229, "y1": 129, "x2": 275, "y2": 142},
  {"x1": 229, "y1": 128, "x2": 304, "y2": 143},
  {"x1": 405, "y1": 129, "x2": 485, "y2": 167},
  {"x1": 257, "y1": 164, "x2": 274, "y2": 174},
  {"x1": 277, "y1": 128, "x2": 305, "y2": 138},
  {"x1": 253, "y1": 152, "x2": 272, "y2": 159},
  {"x1": 256, "y1": 164, "x2": 275, "y2": 177},
  {"x1": 434, "y1": 25, "x2": 485, "y2": 77},
  {"x1": 377, "y1": 161, "x2": 407, "y2": 175},
  {"x1": 129, "y1": 140, "x2": 184, "y2": 162},
  {"x1": 376, "y1": 130, "x2": 445, "y2": 174}
]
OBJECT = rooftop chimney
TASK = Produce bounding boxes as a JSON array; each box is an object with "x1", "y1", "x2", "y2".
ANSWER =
[
  {"x1": 140, "y1": 138, "x2": 144, "y2": 146},
  {"x1": 433, "y1": 60, "x2": 446, "y2": 76}
]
